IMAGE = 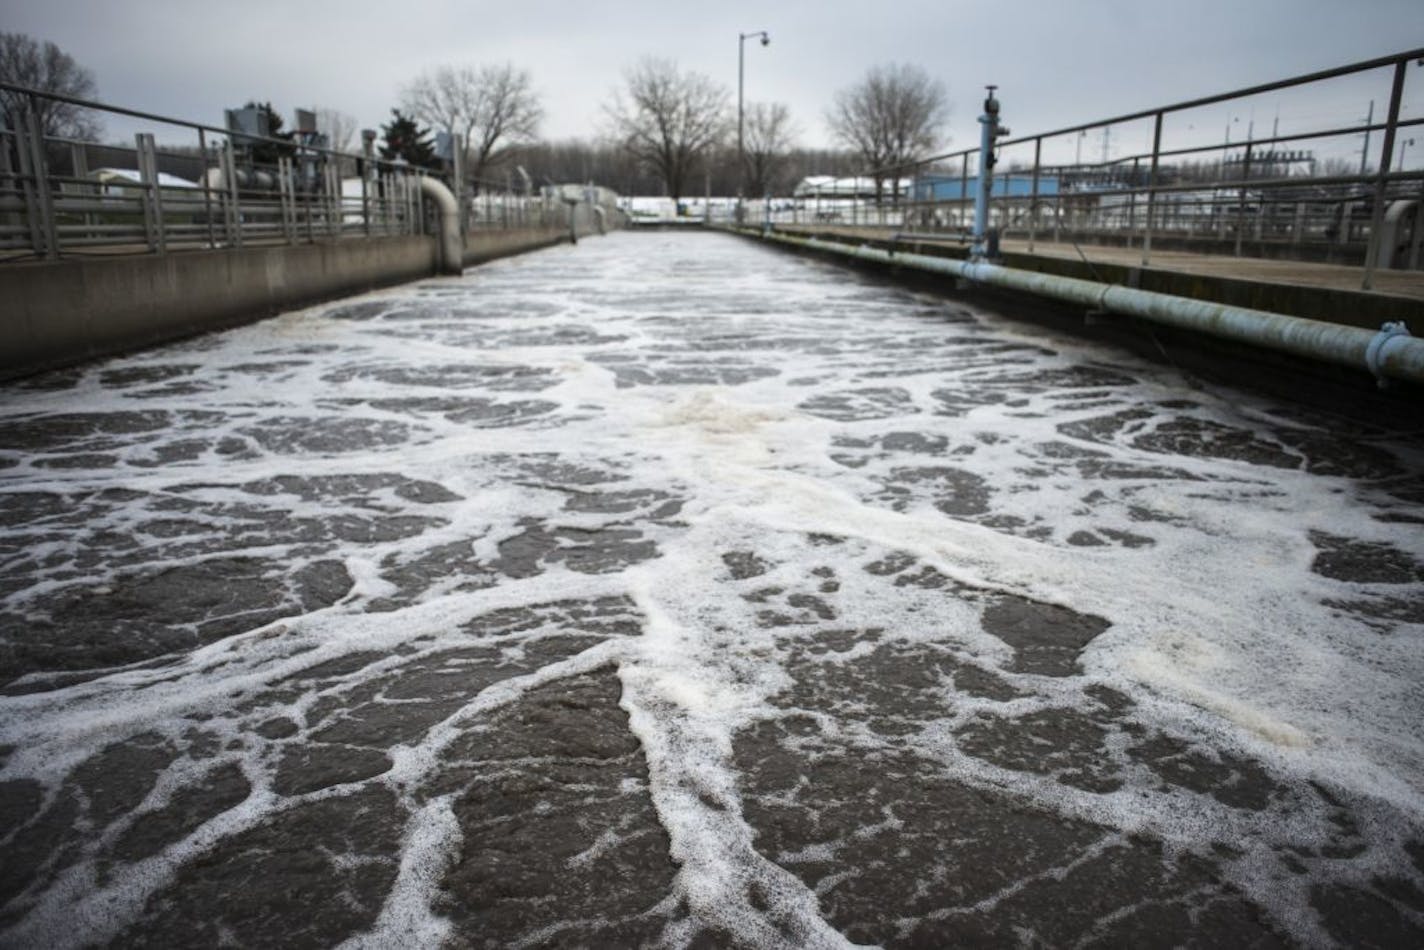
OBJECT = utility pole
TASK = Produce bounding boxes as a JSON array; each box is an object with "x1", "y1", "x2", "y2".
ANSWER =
[
  {"x1": 737, "y1": 30, "x2": 770, "y2": 223},
  {"x1": 1360, "y1": 99, "x2": 1375, "y2": 175}
]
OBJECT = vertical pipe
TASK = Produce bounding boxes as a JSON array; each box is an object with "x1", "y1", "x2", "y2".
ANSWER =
[
  {"x1": 1363, "y1": 60, "x2": 1407, "y2": 288},
  {"x1": 1142, "y1": 111, "x2": 1163, "y2": 266},
  {"x1": 974, "y1": 117, "x2": 993, "y2": 253},
  {"x1": 972, "y1": 88, "x2": 999, "y2": 259}
]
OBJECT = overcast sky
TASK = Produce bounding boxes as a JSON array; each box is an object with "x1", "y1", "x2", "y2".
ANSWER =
[{"x1": 3, "y1": 0, "x2": 1421, "y2": 163}]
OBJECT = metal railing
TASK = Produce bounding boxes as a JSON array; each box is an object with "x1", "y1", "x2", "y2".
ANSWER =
[
  {"x1": 0, "y1": 82, "x2": 594, "y2": 263},
  {"x1": 740, "y1": 49, "x2": 1424, "y2": 288}
]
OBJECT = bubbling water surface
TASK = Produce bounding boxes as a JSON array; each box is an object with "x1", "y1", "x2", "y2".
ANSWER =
[{"x1": 1, "y1": 230, "x2": 1422, "y2": 947}]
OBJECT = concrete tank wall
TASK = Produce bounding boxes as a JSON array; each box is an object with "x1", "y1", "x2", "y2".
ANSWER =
[
  {"x1": 464, "y1": 226, "x2": 569, "y2": 266},
  {"x1": 1, "y1": 225, "x2": 581, "y2": 381},
  {"x1": 2, "y1": 236, "x2": 439, "y2": 380}
]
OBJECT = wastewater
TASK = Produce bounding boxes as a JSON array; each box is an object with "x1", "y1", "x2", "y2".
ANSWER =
[{"x1": 1, "y1": 230, "x2": 1421, "y2": 947}]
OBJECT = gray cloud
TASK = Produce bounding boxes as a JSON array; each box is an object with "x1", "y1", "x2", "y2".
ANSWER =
[{"x1": 2, "y1": 0, "x2": 1418, "y2": 160}]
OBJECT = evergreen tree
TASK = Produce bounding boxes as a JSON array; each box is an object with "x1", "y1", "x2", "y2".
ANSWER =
[
  {"x1": 379, "y1": 109, "x2": 437, "y2": 168},
  {"x1": 240, "y1": 100, "x2": 294, "y2": 165}
]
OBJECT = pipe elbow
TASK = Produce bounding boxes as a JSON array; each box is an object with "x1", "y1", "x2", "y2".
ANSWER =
[{"x1": 418, "y1": 176, "x2": 464, "y2": 275}]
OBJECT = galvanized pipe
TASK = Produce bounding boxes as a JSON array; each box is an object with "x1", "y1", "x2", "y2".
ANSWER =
[
  {"x1": 758, "y1": 231, "x2": 1424, "y2": 386},
  {"x1": 417, "y1": 175, "x2": 463, "y2": 274}
]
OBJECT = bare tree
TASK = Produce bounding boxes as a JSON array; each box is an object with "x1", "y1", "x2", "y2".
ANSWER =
[
  {"x1": 403, "y1": 66, "x2": 479, "y2": 163},
  {"x1": 467, "y1": 64, "x2": 542, "y2": 178},
  {"x1": 606, "y1": 58, "x2": 729, "y2": 204},
  {"x1": 0, "y1": 32, "x2": 101, "y2": 140},
  {"x1": 403, "y1": 63, "x2": 541, "y2": 181},
  {"x1": 826, "y1": 63, "x2": 948, "y2": 202},
  {"x1": 742, "y1": 101, "x2": 796, "y2": 197},
  {"x1": 315, "y1": 107, "x2": 357, "y2": 153}
]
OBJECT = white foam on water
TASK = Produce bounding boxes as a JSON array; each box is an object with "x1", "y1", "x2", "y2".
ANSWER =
[
  {"x1": 341, "y1": 797, "x2": 460, "y2": 950},
  {"x1": 1, "y1": 229, "x2": 1421, "y2": 946}
]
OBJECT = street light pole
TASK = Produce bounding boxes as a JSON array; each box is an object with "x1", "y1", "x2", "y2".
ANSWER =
[{"x1": 738, "y1": 30, "x2": 769, "y2": 222}]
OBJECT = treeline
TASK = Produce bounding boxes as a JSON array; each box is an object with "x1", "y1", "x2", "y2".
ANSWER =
[
  {"x1": 502, "y1": 141, "x2": 864, "y2": 197},
  {"x1": 5, "y1": 32, "x2": 954, "y2": 200}
]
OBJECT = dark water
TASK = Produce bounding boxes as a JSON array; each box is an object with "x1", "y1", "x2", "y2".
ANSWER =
[{"x1": 1, "y1": 231, "x2": 1421, "y2": 947}]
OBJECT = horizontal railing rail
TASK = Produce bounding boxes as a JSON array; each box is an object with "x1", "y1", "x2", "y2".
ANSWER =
[
  {"x1": 0, "y1": 81, "x2": 618, "y2": 262},
  {"x1": 731, "y1": 49, "x2": 1424, "y2": 289}
]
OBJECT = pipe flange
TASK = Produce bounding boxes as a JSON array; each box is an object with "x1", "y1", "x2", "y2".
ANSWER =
[{"x1": 1365, "y1": 321, "x2": 1412, "y2": 387}]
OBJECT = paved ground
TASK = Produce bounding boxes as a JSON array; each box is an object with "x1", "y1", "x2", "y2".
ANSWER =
[{"x1": 1, "y1": 230, "x2": 1422, "y2": 948}]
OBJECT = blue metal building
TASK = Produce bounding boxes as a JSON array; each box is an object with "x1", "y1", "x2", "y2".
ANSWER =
[{"x1": 910, "y1": 174, "x2": 1060, "y2": 201}]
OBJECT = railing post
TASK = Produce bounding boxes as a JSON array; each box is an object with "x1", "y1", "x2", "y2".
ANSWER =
[
  {"x1": 197, "y1": 128, "x2": 217, "y2": 249},
  {"x1": 68, "y1": 140, "x2": 98, "y2": 243},
  {"x1": 361, "y1": 135, "x2": 374, "y2": 237},
  {"x1": 304, "y1": 171, "x2": 315, "y2": 244},
  {"x1": 0, "y1": 121, "x2": 22, "y2": 247},
  {"x1": 1028, "y1": 137, "x2": 1041, "y2": 252},
  {"x1": 1126, "y1": 156, "x2": 1139, "y2": 248},
  {"x1": 1142, "y1": 111, "x2": 1163, "y2": 266},
  {"x1": 1410, "y1": 175, "x2": 1424, "y2": 271},
  {"x1": 451, "y1": 146, "x2": 465, "y2": 234},
  {"x1": 1234, "y1": 141, "x2": 1253, "y2": 258},
  {"x1": 277, "y1": 155, "x2": 295, "y2": 244},
  {"x1": 958, "y1": 153, "x2": 969, "y2": 235},
  {"x1": 20, "y1": 104, "x2": 59, "y2": 259},
  {"x1": 135, "y1": 132, "x2": 166, "y2": 254},
  {"x1": 220, "y1": 138, "x2": 241, "y2": 248},
  {"x1": 327, "y1": 162, "x2": 342, "y2": 237},
  {"x1": 1363, "y1": 59, "x2": 1407, "y2": 289}
]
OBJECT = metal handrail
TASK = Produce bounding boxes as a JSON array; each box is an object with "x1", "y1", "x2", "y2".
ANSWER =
[
  {"x1": 765, "y1": 48, "x2": 1424, "y2": 285},
  {"x1": 0, "y1": 81, "x2": 596, "y2": 261}
]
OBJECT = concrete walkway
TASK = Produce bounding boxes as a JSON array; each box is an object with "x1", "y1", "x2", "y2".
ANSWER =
[{"x1": 775, "y1": 223, "x2": 1424, "y2": 304}]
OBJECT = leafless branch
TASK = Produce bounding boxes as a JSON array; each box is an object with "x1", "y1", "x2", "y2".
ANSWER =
[
  {"x1": 0, "y1": 32, "x2": 101, "y2": 140},
  {"x1": 605, "y1": 58, "x2": 729, "y2": 203},
  {"x1": 826, "y1": 63, "x2": 948, "y2": 200}
]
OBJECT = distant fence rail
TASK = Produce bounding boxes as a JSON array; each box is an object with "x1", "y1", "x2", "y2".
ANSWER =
[
  {"x1": 737, "y1": 49, "x2": 1424, "y2": 286},
  {"x1": 0, "y1": 82, "x2": 618, "y2": 262}
]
